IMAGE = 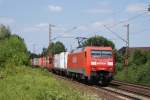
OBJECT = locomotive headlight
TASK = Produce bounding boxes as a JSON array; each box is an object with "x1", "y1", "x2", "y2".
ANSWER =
[
  {"x1": 107, "y1": 62, "x2": 113, "y2": 66},
  {"x1": 91, "y1": 61, "x2": 96, "y2": 65}
]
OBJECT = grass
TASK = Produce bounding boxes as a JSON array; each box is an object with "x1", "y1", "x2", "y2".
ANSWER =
[{"x1": 0, "y1": 65, "x2": 99, "y2": 100}]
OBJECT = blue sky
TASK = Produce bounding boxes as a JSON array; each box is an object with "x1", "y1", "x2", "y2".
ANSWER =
[{"x1": 0, "y1": 0, "x2": 150, "y2": 53}]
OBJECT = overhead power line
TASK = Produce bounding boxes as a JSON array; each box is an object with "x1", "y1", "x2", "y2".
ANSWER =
[
  {"x1": 75, "y1": 37, "x2": 88, "y2": 48},
  {"x1": 106, "y1": 11, "x2": 149, "y2": 28},
  {"x1": 51, "y1": 36, "x2": 74, "y2": 41},
  {"x1": 103, "y1": 25, "x2": 127, "y2": 43},
  {"x1": 51, "y1": 26, "x2": 77, "y2": 41},
  {"x1": 64, "y1": 27, "x2": 77, "y2": 33}
]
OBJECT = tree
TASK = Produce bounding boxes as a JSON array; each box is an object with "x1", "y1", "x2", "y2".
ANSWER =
[
  {"x1": 0, "y1": 24, "x2": 11, "y2": 39},
  {"x1": 47, "y1": 41, "x2": 66, "y2": 55},
  {"x1": 47, "y1": 42, "x2": 55, "y2": 55},
  {"x1": 41, "y1": 48, "x2": 48, "y2": 56},
  {"x1": 29, "y1": 51, "x2": 39, "y2": 59},
  {"x1": 0, "y1": 35, "x2": 29, "y2": 66},
  {"x1": 81, "y1": 35, "x2": 115, "y2": 49},
  {"x1": 132, "y1": 50, "x2": 147, "y2": 65}
]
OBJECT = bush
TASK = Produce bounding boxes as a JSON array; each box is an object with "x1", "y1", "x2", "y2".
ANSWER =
[
  {"x1": 0, "y1": 35, "x2": 29, "y2": 67},
  {"x1": 115, "y1": 63, "x2": 123, "y2": 73},
  {"x1": 115, "y1": 49, "x2": 150, "y2": 86},
  {"x1": 115, "y1": 62, "x2": 150, "y2": 86},
  {"x1": 132, "y1": 50, "x2": 147, "y2": 65},
  {"x1": 146, "y1": 50, "x2": 150, "y2": 62}
]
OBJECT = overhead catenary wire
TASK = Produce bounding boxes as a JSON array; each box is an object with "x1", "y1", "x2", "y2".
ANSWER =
[
  {"x1": 103, "y1": 7, "x2": 150, "y2": 44},
  {"x1": 105, "y1": 11, "x2": 149, "y2": 28},
  {"x1": 51, "y1": 26, "x2": 77, "y2": 41},
  {"x1": 51, "y1": 36, "x2": 75, "y2": 41},
  {"x1": 103, "y1": 25, "x2": 127, "y2": 43}
]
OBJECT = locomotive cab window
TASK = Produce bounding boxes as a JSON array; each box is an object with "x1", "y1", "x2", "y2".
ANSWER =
[
  {"x1": 101, "y1": 51, "x2": 112, "y2": 57},
  {"x1": 91, "y1": 50, "x2": 112, "y2": 58},
  {"x1": 91, "y1": 50, "x2": 101, "y2": 57}
]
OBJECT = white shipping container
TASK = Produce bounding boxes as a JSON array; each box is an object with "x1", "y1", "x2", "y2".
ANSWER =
[
  {"x1": 54, "y1": 52, "x2": 68, "y2": 69},
  {"x1": 33, "y1": 58, "x2": 39, "y2": 66},
  {"x1": 59, "y1": 52, "x2": 68, "y2": 69},
  {"x1": 54, "y1": 54, "x2": 59, "y2": 68}
]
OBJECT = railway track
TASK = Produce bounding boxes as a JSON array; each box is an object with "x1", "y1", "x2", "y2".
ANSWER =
[
  {"x1": 100, "y1": 86, "x2": 149, "y2": 100},
  {"x1": 52, "y1": 73, "x2": 150, "y2": 100},
  {"x1": 110, "y1": 80, "x2": 150, "y2": 98}
]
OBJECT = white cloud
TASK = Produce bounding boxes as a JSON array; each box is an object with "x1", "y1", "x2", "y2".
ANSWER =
[
  {"x1": 77, "y1": 19, "x2": 115, "y2": 32},
  {"x1": 94, "y1": 19, "x2": 116, "y2": 27},
  {"x1": 126, "y1": 3, "x2": 147, "y2": 13},
  {"x1": 35, "y1": 23, "x2": 48, "y2": 28},
  {"x1": 87, "y1": 8, "x2": 112, "y2": 14},
  {"x1": 48, "y1": 5, "x2": 63, "y2": 12},
  {"x1": 0, "y1": 17, "x2": 15, "y2": 25},
  {"x1": 77, "y1": 26, "x2": 88, "y2": 32},
  {"x1": 86, "y1": 1, "x2": 112, "y2": 14},
  {"x1": 23, "y1": 23, "x2": 49, "y2": 32},
  {"x1": 23, "y1": 19, "x2": 115, "y2": 39},
  {"x1": 23, "y1": 23, "x2": 67, "y2": 35},
  {"x1": 53, "y1": 27, "x2": 66, "y2": 34}
]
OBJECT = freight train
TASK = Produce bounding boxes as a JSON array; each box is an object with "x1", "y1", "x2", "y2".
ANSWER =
[{"x1": 31, "y1": 46, "x2": 115, "y2": 85}]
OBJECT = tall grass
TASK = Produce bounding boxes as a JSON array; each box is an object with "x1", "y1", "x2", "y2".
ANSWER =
[{"x1": 0, "y1": 65, "x2": 98, "y2": 100}]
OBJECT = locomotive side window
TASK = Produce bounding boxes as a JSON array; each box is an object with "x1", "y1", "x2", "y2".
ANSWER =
[{"x1": 91, "y1": 50, "x2": 112, "y2": 58}]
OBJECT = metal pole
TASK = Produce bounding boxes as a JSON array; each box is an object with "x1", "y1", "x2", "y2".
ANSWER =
[
  {"x1": 49, "y1": 24, "x2": 51, "y2": 45},
  {"x1": 148, "y1": 4, "x2": 150, "y2": 11},
  {"x1": 127, "y1": 24, "x2": 129, "y2": 58},
  {"x1": 49, "y1": 24, "x2": 55, "y2": 45},
  {"x1": 125, "y1": 24, "x2": 129, "y2": 65}
]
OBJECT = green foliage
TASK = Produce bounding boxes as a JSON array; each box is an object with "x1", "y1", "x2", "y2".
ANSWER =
[
  {"x1": 145, "y1": 50, "x2": 150, "y2": 62},
  {"x1": 114, "y1": 49, "x2": 123, "y2": 63},
  {"x1": 115, "y1": 63, "x2": 123, "y2": 72},
  {"x1": 0, "y1": 34, "x2": 29, "y2": 67},
  {"x1": 81, "y1": 35, "x2": 115, "y2": 49},
  {"x1": 47, "y1": 41, "x2": 66, "y2": 55},
  {"x1": 41, "y1": 48, "x2": 47, "y2": 56},
  {"x1": 115, "y1": 62, "x2": 150, "y2": 86},
  {"x1": 29, "y1": 51, "x2": 39, "y2": 59},
  {"x1": 115, "y1": 50, "x2": 150, "y2": 86},
  {"x1": 0, "y1": 25, "x2": 29, "y2": 67},
  {"x1": 132, "y1": 50, "x2": 147, "y2": 65},
  {"x1": 0, "y1": 65, "x2": 97, "y2": 100},
  {"x1": 0, "y1": 24, "x2": 11, "y2": 40},
  {"x1": 54, "y1": 41, "x2": 66, "y2": 54}
]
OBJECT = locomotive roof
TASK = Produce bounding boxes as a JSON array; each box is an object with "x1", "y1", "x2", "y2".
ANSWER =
[
  {"x1": 71, "y1": 46, "x2": 112, "y2": 53},
  {"x1": 86, "y1": 46, "x2": 112, "y2": 50}
]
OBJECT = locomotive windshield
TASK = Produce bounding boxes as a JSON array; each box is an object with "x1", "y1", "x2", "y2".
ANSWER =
[{"x1": 91, "y1": 50, "x2": 112, "y2": 58}]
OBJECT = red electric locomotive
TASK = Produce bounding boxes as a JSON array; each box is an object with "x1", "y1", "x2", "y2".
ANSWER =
[{"x1": 67, "y1": 46, "x2": 115, "y2": 85}]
